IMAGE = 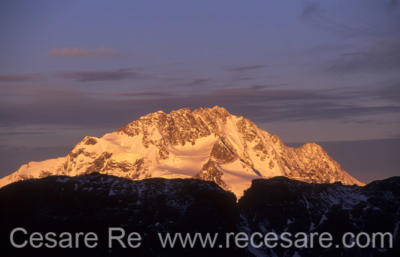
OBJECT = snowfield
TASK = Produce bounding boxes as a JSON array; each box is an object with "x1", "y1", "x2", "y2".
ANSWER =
[{"x1": 0, "y1": 106, "x2": 364, "y2": 197}]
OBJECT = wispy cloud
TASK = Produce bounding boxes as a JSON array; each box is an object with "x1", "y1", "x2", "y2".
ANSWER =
[
  {"x1": 117, "y1": 90, "x2": 174, "y2": 97},
  {"x1": 300, "y1": 1, "x2": 376, "y2": 37},
  {"x1": 57, "y1": 68, "x2": 140, "y2": 82},
  {"x1": 327, "y1": 40, "x2": 400, "y2": 73},
  {"x1": 0, "y1": 131, "x2": 49, "y2": 136},
  {"x1": 0, "y1": 73, "x2": 44, "y2": 82},
  {"x1": 374, "y1": 83, "x2": 400, "y2": 102},
  {"x1": 385, "y1": 0, "x2": 399, "y2": 9},
  {"x1": 49, "y1": 46, "x2": 121, "y2": 58},
  {"x1": 212, "y1": 87, "x2": 321, "y2": 100},
  {"x1": 2, "y1": 84, "x2": 398, "y2": 129},
  {"x1": 176, "y1": 78, "x2": 210, "y2": 88},
  {"x1": 226, "y1": 65, "x2": 266, "y2": 72},
  {"x1": 301, "y1": 1, "x2": 321, "y2": 18}
]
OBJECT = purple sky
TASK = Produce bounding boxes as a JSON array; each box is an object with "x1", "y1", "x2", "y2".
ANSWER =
[{"x1": 0, "y1": 0, "x2": 399, "y2": 182}]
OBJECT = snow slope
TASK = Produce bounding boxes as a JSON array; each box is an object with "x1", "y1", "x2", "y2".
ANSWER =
[{"x1": 0, "y1": 106, "x2": 364, "y2": 197}]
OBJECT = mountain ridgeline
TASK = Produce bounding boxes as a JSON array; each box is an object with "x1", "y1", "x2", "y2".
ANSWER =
[{"x1": 0, "y1": 106, "x2": 363, "y2": 197}]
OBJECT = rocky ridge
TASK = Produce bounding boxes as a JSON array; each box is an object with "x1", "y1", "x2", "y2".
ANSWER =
[{"x1": 0, "y1": 106, "x2": 363, "y2": 197}]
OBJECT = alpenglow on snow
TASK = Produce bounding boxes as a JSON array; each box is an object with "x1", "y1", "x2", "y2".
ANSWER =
[{"x1": 0, "y1": 106, "x2": 363, "y2": 197}]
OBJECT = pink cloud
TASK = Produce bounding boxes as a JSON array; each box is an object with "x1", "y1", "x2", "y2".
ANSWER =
[{"x1": 48, "y1": 46, "x2": 119, "y2": 57}]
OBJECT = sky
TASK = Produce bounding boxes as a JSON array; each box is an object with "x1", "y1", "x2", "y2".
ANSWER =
[{"x1": 0, "y1": 0, "x2": 399, "y2": 182}]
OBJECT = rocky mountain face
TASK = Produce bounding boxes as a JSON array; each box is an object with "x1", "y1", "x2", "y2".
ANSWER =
[
  {"x1": 0, "y1": 174, "x2": 398, "y2": 257},
  {"x1": 0, "y1": 174, "x2": 241, "y2": 257},
  {"x1": 239, "y1": 177, "x2": 400, "y2": 257},
  {"x1": 0, "y1": 106, "x2": 363, "y2": 197}
]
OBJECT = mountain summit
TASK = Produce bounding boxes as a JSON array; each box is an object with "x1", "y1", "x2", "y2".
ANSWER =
[{"x1": 0, "y1": 106, "x2": 363, "y2": 197}]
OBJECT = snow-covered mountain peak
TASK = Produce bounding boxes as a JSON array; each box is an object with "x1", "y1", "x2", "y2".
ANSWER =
[{"x1": 0, "y1": 106, "x2": 364, "y2": 197}]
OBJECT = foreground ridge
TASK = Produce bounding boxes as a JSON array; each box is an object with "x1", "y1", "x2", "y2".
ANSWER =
[
  {"x1": 0, "y1": 106, "x2": 363, "y2": 197},
  {"x1": 1, "y1": 174, "x2": 398, "y2": 257}
]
